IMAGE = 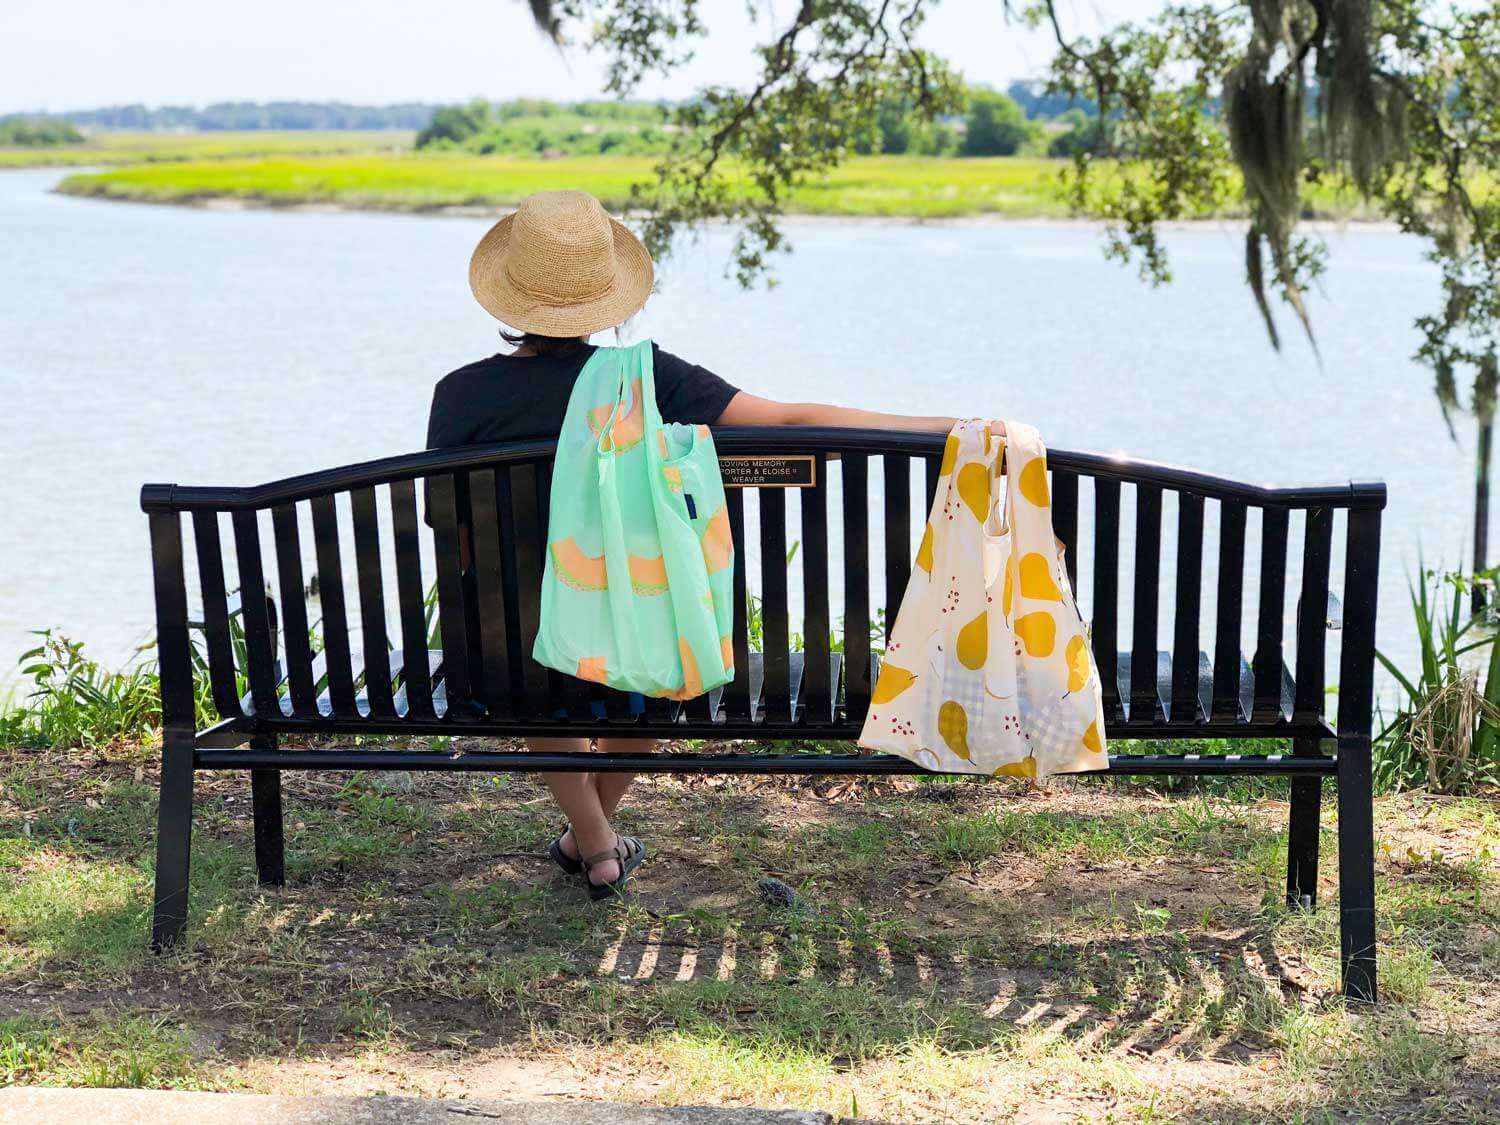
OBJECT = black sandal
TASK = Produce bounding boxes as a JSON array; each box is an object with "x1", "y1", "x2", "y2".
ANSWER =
[
  {"x1": 546, "y1": 825, "x2": 584, "y2": 878},
  {"x1": 581, "y1": 835, "x2": 647, "y2": 902}
]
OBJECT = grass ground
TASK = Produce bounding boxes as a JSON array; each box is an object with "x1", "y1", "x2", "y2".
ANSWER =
[
  {"x1": 0, "y1": 130, "x2": 412, "y2": 169},
  {"x1": 3, "y1": 740, "x2": 1497, "y2": 1121},
  {"x1": 53, "y1": 152, "x2": 1374, "y2": 221}
]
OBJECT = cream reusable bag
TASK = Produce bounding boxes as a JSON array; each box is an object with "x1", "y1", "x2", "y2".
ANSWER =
[{"x1": 857, "y1": 420, "x2": 1107, "y2": 778}]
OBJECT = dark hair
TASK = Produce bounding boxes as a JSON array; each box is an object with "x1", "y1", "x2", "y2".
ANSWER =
[{"x1": 499, "y1": 328, "x2": 587, "y2": 357}]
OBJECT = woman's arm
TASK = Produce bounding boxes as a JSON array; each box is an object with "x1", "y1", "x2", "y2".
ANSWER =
[{"x1": 716, "y1": 391, "x2": 960, "y2": 434}]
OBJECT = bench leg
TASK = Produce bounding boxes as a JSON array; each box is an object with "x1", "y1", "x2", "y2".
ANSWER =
[
  {"x1": 150, "y1": 729, "x2": 195, "y2": 950},
  {"x1": 1337, "y1": 735, "x2": 1378, "y2": 1002},
  {"x1": 1285, "y1": 736, "x2": 1323, "y2": 909},
  {"x1": 250, "y1": 736, "x2": 285, "y2": 887}
]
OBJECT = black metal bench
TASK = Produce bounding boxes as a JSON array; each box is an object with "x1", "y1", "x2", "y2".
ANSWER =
[{"x1": 141, "y1": 428, "x2": 1385, "y2": 1000}]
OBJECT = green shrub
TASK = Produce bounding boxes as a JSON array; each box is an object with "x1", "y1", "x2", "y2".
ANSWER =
[
  {"x1": 0, "y1": 117, "x2": 83, "y2": 146},
  {"x1": 1375, "y1": 567, "x2": 1500, "y2": 794}
]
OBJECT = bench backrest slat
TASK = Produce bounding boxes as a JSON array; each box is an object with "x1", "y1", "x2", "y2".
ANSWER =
[
  {"x1": 310, "y1": 495, "x2": 359, "y2": 717},
  {"x1": 390, "y1": 479, "x2": 436, "y2": 720},
  {"x1": 149, "y1": 511, "x2": 198, "y2": 730},
  {"x1": 1170, "y1": 493, "x2": 1206, "y2": 722},
  {"x1": 724, "y1": 488, "x2": 753, "y2": 718},
  {"x1": 508, "y1": 463, "x2": 552, "y2": 713},
  {"x1": 1212, "y1": 499, "x2": 1249, "y2": 720},
  {"x1": 231, "y1": 510, "x2": 280, "y2": 717},
  {"x1": 1130, "y1": 484, "x2": 1165, "y2": 722},
  {"x1": 1092, "y1": 479, "x2": 1122, "y2": 721},
  {"x1": 1336, "y1": 507, "x2": 1382, "y2": 737},
  {"x1": 1294, "y1": 507, "x2": 1335, "y2": 721},
  {"x1": 462, "y1": 469, "x2": 509, "y2": 719},
  {"x1": 350, "y1": 487, "x2": 397, "y2": 718},
  {"x1": 191, "y1": 511, "x2": 244, "y2": 719},
  {"x1": 759, "y1": 487, "x2": 793, "y2": 720},
  {"x1": 271, "y1": 503, "x2": 318, "y2": 718},
  {"x1": 1052, "y1": 469, "x2": 1079, "y2": 592},
  {"x1": 882, "y1": 454, "x2": 911, "y2": 647},
  {"x1": 840, "y1": 454, "x2": 873, "y2": 718},
  {"x1": 800, "y1": 456, "x2": 834, "y2": 724},
  {"x1": 428, "y1": 474, "x2": 473, "y2": 718},
  {"x1": 1253, "y1": 506, "x2": 1292, "y2": 721}
]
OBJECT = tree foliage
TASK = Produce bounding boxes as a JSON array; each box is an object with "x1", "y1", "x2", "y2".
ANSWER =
[
  {"x1": 961, "y1": 87, "x2": 1031, "y2": 156},
  {"x1": 0, "y1": 118, "x2": 83, "y2": 146},
  {"x1": 526, "y1": 0, "x2": 1500, "y2": 560},
  {"x1": 538, "y1": 0, "x2": 964, "y2": 283}
]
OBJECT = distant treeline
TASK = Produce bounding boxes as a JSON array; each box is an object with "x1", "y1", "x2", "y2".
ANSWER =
[
  {"x1": 5, "y1": 102, "x2": 442, "y2": 132},
  {"x1": 0, "y1": 118, "x2": 83, "y2": 146},
  {"x1": 417, "y1": 99, "x2": 674, "y2": 156},
  {"x1": 417, "y1": 85, "x2": 1103, "y2": 160}
]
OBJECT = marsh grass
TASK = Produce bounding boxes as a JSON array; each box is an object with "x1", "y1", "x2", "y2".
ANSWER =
[
  {"x1": 57, "y1": 152, "x2": 1378, "y2": 221},
  {"x1": 2, "y1": 742, "x2": 1496, "y2": 1119}
]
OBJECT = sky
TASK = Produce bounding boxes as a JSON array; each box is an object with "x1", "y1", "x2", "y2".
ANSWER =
[{"x1": 0, "y1": 0, "x2": 1162, "y2": 115}]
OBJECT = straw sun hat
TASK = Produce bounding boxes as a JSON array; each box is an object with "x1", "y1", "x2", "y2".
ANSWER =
[{"x1": 468, "y1": 190, "x2": 654, "y2": 337}]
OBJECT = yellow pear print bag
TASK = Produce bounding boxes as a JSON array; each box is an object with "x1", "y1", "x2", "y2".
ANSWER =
[{"x1": 857, "y1": 420, "x2": 1107, "y2": 778}]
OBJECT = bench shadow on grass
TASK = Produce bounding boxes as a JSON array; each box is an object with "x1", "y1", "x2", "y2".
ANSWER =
[{"x1": 164, "y1": 776, "x2": 1342, "y2": 1077}]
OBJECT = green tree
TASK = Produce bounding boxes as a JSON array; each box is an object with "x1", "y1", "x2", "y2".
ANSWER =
[
  {"x1": 415, "y1": 99, "x2": 493, "y2": 149},
  {"x1": 524, "y1": 0, "x2": 1500, "y2": 590},
  {"x1": 1027, "y1": 0, "x2": 1500, "y2": 600},
  {"x1": 960, "y1": 87, "x2": 1031, "y2": 156},
  {"x1": 1046, "y1": 107, "x2": 1103, "y2": 158},
  {"x1": 0, "y1": 117, "x2": 83, "y2": 146}
]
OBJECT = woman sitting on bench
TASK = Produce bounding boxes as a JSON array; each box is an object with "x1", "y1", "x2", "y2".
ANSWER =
[{"x1": 427, "y1": 189, "x2": 983, "y2": 900}]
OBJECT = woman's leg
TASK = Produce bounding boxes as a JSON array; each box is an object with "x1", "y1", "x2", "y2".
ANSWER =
[
  {"x1": 538, "y1": 738, "x2": 652, "y2": 884},
  {"x1": 527, "y1": 737, "x2": 624, "y2": 882},
  {"x1": 592, "y1": 737, "x2": 651, "y2": 817}
]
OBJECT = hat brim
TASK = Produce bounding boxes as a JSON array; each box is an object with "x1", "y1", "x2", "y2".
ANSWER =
[{"x1": 468, "y1": 212, "x2": 654, "y2": 337}]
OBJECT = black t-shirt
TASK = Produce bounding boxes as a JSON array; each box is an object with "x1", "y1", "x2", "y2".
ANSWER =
[{"x1": 427, "y1": 342, "x2": 740, "y2": 449}]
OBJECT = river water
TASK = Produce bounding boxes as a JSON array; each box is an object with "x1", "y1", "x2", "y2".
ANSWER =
[{"x1": 0, "y1": 166, "x2": 1473, "y2": 695}]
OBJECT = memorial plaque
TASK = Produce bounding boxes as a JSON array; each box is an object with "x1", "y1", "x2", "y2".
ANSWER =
[{"x1": 719, "y1": 455, "x2": 817, "y2": 489}]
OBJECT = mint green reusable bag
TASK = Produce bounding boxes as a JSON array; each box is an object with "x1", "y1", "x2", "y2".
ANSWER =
[{"x1": 533, "y1": 340, "x2": 735, "y2": 699}]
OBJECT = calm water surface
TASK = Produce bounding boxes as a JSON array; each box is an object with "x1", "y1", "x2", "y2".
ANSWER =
[{"x1": 0, "y1": 167, "x2": 1472, "y2": 692}]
